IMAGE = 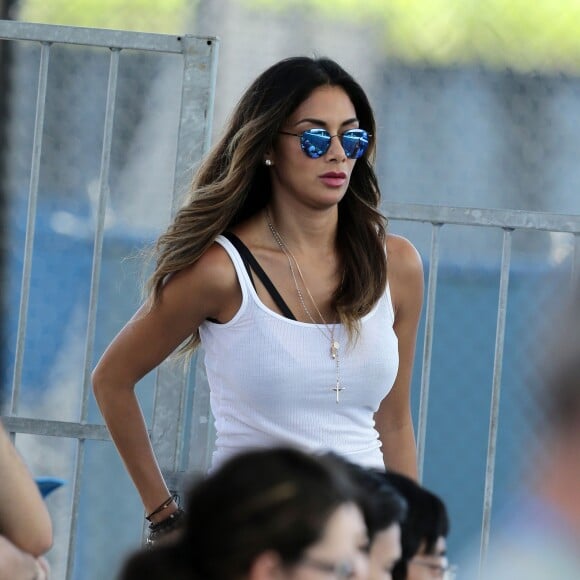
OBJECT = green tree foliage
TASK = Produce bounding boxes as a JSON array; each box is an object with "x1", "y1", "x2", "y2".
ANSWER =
[
  {"x1": 250, "y1": 0, "x2": 580, "y2": 71},
  {"x1": 20, "y1": 0, "x2": 191, "y2": 34}
]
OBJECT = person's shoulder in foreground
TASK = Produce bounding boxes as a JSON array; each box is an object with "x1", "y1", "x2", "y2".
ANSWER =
[{"x1": 460, "y1": 282, "x2": 580, "y2": 580}]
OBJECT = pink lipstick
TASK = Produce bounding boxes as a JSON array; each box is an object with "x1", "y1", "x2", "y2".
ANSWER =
[{"x1": 319, "y1": 171, "x2": 347, "y2": 188}]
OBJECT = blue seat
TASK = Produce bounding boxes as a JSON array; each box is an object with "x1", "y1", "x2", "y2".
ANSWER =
[{"x1": 35, "y1": 477, "x2": 65, "y2": 498}]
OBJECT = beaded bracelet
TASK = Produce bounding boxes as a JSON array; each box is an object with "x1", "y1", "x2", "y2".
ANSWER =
[{"x1": 146, "y1": 508, "x2": 186, "y2": 547}]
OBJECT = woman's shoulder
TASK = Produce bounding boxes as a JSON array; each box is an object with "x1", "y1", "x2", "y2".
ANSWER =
[
  {"x1": 166, "y1": 239, "x2": 238, "y2": 305},
  {"x1": 385, "y1": 233, "x2": 423, "y2": 278},
  {"x1": 191, "y1": 239, "x2": 237, "y2": 284},
  {"x1": 385, "y1": 234, "x2": 424, "y2": 315}
]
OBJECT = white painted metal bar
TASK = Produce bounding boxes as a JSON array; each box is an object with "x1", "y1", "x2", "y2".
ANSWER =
[
  {"x1": 187, "y1": 356, "x2": 216, "y2": 474},
  {"x1": 171, "y1": 34, "x2": 219, "y2": 216},
  {"x1": 1, "y1": 18, "x2": 219, "y2": 577},
  {"x1": 478, "y1": 228, "x2": 513, "y2": 579},
  {"x1": 66, "y1": 48, "x2": 120, "y2": 580},
  {"x1": 10, "y1": 41, "x2": 50, "y2": 415},
  {"x1": 150, "y1": 35, "x2": 219, "y2": 481},
  {"x1": 572, "y1": 233, "x2": 580, "y2": 284},
  {"x1": 384, "y1": 201, "x2": 580, "y2": 233},
  {"x1": 0, "y1": 20, "x2": 217, "y2": 54},
  {"x1": 1, "y1": 416, "x2": 111, "y2": 440},
  {"x1": 417, "y1": 223, "x2": 442, "y2": 482}
]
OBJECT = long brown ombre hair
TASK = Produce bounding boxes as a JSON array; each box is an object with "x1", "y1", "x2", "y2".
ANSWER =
[{"x1": 148, "y1": 56, "x2": 387, "y2": 352}]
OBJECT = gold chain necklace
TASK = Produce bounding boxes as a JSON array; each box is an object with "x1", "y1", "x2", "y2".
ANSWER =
[{"x1": 265, "y1": 209, "x2": 344, "y2": 403}]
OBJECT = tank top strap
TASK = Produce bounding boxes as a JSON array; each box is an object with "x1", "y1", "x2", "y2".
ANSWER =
[{"x1": 216, "y1": 233, "x2": 297, "y2": 320}]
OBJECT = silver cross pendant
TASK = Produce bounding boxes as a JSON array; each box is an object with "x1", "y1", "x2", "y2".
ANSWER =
[{"x1": 332, "y1": 381, "x2": 345, "y2": 404}]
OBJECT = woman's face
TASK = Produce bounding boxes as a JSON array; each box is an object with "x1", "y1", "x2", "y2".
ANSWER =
[
  {"x1": 286, "y1": 502, "x2": 369, "y2": 580},
  {"x1": 268, "y1": 85, "x2": 362, "y2": 211},
  {"x1": 407, "y1": 537, "x2": 451, "y2": 580},
  {"x1": 367, "y1": 523, "x2": 402, "y2": 580}
]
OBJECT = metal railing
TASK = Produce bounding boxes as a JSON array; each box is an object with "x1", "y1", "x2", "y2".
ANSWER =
[
  {"x1": 2, "y1": 18, "x2": 580, "y2": 580},
  {"x1": 383, "y1": 201, "x2": 580, "y2": 576},
  {"x1": 0, "y1": 19, "x2": 219, "y2": 579}
]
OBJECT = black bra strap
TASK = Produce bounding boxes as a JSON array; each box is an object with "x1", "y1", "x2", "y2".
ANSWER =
[{"x1": 223, "y1": 232, "x2": 297, "y2": 321}]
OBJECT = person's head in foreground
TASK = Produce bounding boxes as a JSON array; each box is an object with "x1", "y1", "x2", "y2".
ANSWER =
[
  {"x1": 337, "y1": 460, "x2": 407, "y2": 580},
  {"x1": 352, "y1": 466, "x2": 407, "y2": 580},
  {"x1": 120, "y1": 447, "x2": 369, "y2": 580},
  {"x1": 382, "y1": 472, "x2": 453, "y2": 580},
  {"x1": 363, "y1": 473, "x2": 407, "y2": 580}
]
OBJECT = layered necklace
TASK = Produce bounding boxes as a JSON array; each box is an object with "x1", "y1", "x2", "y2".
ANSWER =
[{"x1": 265, "y1": 209, "x2": 344, "y2": 403}]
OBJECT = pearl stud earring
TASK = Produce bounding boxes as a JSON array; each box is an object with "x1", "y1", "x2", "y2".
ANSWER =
[{"x1": 264, "y1": 159, "x2": 273, "y2": 166}]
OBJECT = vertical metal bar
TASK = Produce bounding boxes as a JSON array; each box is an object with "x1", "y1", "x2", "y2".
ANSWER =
[
  {"x1": 150, "y1": 35, "x2": 219, "y2": 481},
  {"x1": 184, "y1": 37, "x2": 220, "y2": 475},
  {"x1": 65, "y1": 48, "x2": 120, "y2": 580},
  {"x1": 417, "y1": 223, "x2": 442, "y2": 482},
  {"x1": 478, "y1": 228, "x2": 513, "y2": 579},
  {"x1": 188, "y1": 349, "x2": 216, "y2": 474},
  {"x1": 171, "y1": 34, "x2": 219, "y2": 216},
  {"x1": 571, "y1": 233, "x2": 580, "y2": 285},
  {"x1": 10, "y1": 41, "x2": 50, "y2": 414}
]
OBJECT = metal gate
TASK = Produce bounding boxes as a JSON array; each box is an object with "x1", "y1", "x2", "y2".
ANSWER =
[
  {"x1": 383, "y1": 202, "x2": 580, "y2": 576},
  {"x1": 2, "y1": 17, "x2": 580, "y2": 580},
  {"x1": 0, "y1": 19, "x2": 218, "y2": 579}
]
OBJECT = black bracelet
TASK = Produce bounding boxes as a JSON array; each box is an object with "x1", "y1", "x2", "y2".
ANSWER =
[
  {"x1": 146, "y1": 508, "x2": 186, "y2": 547},
  {"x1": 146, "y1": 492, "x2": 179, "y2": 522}
]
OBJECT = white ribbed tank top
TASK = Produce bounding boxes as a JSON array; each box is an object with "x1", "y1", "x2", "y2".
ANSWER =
[{"x1": 199, "y1": 235, "x2": 399, "y2": 470}]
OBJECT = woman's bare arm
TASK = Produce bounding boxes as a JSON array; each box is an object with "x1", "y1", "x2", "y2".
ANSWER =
[
  {"x1": 92, "y1": 244, "x2": 240, "y2": 520},
  {"x1": 375, "y1": 234, "x2": 424, "y2": 479},
  {"x1": 0, "y1": 421, "x2": 53, "y2": 556}
]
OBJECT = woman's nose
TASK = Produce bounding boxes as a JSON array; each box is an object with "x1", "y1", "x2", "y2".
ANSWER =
[{"x1": 325, "y1": 134, "x2": 347, "y2": 160}]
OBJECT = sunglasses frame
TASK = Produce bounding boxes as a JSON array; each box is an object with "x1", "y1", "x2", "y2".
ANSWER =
[{"x1": 278, "y1": 128, "x2": 371, "y2": 159}]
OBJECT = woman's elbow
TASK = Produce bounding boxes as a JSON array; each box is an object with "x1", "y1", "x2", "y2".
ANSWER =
[
  {"x1": 91, "y1": 365, "x2": 105, "y2": 399},
  {"x1": 15, "y1": 513, "x2": 53, "y2": 557},
  {"x1": 30, "y1": 524, "x2": 53, "y2": 558},
  {"x1": 91, "y1": 363, "x2": 118, "y2": 401}
]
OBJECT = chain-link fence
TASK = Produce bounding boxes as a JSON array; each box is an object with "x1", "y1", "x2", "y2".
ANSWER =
[{"x1": 3, "y1": 1, "x2": 580, "y2": 579}]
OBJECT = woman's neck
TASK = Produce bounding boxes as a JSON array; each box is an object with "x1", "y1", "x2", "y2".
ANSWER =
[{"x1": 265, "y1": 202, "x2": 338, "y2": 255}]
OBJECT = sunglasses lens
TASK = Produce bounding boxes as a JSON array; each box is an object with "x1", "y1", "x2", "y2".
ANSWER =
[
  {"x1": 300, "y1": 129, "x2": 331, "y2": 158},
  {"x1": 341, "y1": 129, "x2": 369, "y2": 159},
  {"x1": 298, "y1": 129, "x2": 370, "y2": 159}
]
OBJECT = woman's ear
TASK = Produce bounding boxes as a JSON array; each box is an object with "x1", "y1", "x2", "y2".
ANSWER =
[
  {"x1": 248, "y1": 550, "x2": 286, "y2": 580},
  {"x1": 263, "y1": 142, "x2": 276, "y2": 165}
]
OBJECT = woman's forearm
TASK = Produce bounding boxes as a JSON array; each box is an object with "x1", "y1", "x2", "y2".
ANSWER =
[
  {"x1": 0, "y1": 422, "x2": 53, "y2": 556},
  {"x1": 380, "y1": 422, "x2": 418, "y2": 480},
  {"x1": 92, "y1": 382, "x2": 176, "y2": 518}
]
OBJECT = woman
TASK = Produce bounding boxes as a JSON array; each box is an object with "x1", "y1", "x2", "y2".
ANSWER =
[
  {"x1": 93, "y1": 56, "x2": 423, "y2": 538},
  {"x1": 119, "y1": 447, "x2": 369, "y2": 580}
]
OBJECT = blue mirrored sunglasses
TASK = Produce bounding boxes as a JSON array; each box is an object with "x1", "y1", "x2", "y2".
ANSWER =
[{"x1": 279, "y1": 128, "x2": 371, "y2": 159}]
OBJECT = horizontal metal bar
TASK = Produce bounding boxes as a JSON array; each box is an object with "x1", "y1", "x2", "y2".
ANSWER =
[
  {"x1": 0, "y1": 20, "x2": 217, "y2": 53},
  {"x1": 1, "y1": 416, "x2": 111, "y2": 441},
  {"x1": 383, "y1": 202, "x2": 580, "y2": 234}
]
